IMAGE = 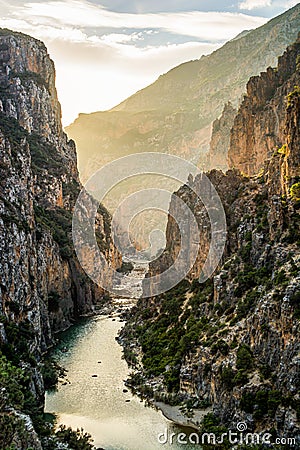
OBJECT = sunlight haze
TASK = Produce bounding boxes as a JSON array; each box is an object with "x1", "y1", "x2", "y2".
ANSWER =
[{"x1": 0, "y1": 0, "x2": 296, "y2": 125}]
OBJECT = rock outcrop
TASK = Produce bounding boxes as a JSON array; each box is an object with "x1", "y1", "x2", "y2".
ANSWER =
[
  {"x1": 121, "y1": 36, "x2": 300, "y2": 444},
  {"x1": 0, "y1": 29, "x2": 120, "y2": 448},
  {"x1": 228, "y1": 34, "x2": 300, "y2": 176},
  {"x1": 208, "y1": 102, "x2": 237, "y2": 171}
]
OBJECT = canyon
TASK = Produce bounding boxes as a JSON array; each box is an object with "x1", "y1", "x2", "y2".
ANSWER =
[{"x1": 0, "y1": 8, "x2": 299, "y2": 450}]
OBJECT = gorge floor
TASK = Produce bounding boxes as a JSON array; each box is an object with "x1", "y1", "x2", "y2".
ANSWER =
[{"x1": 45, "y1": 264, "x2": 201, "y2": 450}]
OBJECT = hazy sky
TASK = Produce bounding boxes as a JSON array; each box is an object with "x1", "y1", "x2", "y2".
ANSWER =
[{"x1": 0, "y1": 0, "x2": 298, "y2": 125}]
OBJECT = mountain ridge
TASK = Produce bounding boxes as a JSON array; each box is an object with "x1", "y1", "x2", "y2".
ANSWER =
[{"x1": 66, "y1": 3, "x2": 300, "y2": 183}]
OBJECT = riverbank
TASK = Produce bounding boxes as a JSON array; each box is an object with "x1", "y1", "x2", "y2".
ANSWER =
[{"x1": 154, "y1": 401, "x2": 212, "y2": 430}]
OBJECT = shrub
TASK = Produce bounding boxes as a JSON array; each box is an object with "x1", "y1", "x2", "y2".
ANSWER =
[
  {"x1": 211, "y1": 339, "x2": 229, "y2": 356},
  {"x1": 55, "y1": 425, "x2": 94, "y2": 449},
  {"x1": 10, "y1": 70, "x2": 49, "y2": 92},
  {"x1": 0, "y1": 353, "x2": 25, "y2": 410},
  {"x1": 221, "y1": 366, "x2": 236, "y2": 389},
  {"x1": 0, "y1": 113, "x2": 27, "y2": 145},
  {"x1": 240, "y1": 392, "x2": 254, "y2": 413},
  {"x1": 41, "y1": 359, "x2": 59, "y2": 390},
  {"x1": 233, "y1": 370, "x2": 248, "y2": 386},
  {"x1": 236, "y1": 344, "x2": 253, "y2": 371},
  {"x1": 290, "y1": 182, "x2": 300, "y2": 201},
  {"x1": 253, "y1": 390, "x2": 269, "y2": 419},
  {"x1": 267, "y1": 390, "x2": 282, "y2": 417},
  {"x1": 0, "y1": 414, "x2": 28, "y2": 449},
  {"x1": 287, "y1": 85, "x2": 300, "y2": 107},
  {"x1": 274, "y1": 270, "x2": 288, "y2": 286},
  {"x1": 290, "y1": 291, "x2": 300, "y2": 319},
  {"x1": 236, "y1": 290, "x2": 257, "y2": 319}
]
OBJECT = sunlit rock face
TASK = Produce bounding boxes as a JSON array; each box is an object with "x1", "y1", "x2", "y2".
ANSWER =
[{"x1": 228, "y1": 35, "x2": 300, "y2": 177}]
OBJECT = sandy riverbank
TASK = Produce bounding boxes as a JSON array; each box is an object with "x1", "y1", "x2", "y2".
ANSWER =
[{"x1": 154, "y1": 401, "x2": 212, "y2": 430}]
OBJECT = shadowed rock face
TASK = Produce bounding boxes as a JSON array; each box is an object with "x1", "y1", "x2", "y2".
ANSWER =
[
  {"x1": 66, "y1": 4, "x2": 300, "y2": 181},
  {"x1": 121, "y1": 37, "x2": 300, "y2": 443},
  {"x1": 0, "y1": 29, "x2": 120, "y2": 447},
  {"x1": 208, "y1": 102, "x2": 237, "y2": 172}
]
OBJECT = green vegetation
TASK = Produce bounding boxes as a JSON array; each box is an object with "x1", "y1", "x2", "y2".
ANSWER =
[
  {"x1": 52, "y1": 425, "x2": 94, "y2": 450},
  {"x1": 0, "y1": 113, "x2": 27, "y2": 145},
  {"x1": 240, "y1": 389, "x2": 283, "y2": 419},
  {"x1": 40, "y1": 359, "x2": 59, "y2": 390},
  {"x1": 0, "y1": 194, "x2": 31, "y2": 233},
  {"x1": 236, "y1": 290, "x2": 257, "y2": 320},
  {"x1": 0, "y1": 324, "x2": 94, "y2": 449},
  {"x1": 290, "y1": 182, "x2": 300, "y2": 201},
  {"x1": 34, "y1": 205, "x2": 73, "y2": 259},
  {"x1": 122, "y1": 279, "x2": 219, "y2": 393},
  {"x1": 200, "y1": 413, "x2": 230, "y2": 450},
  {"x1": 236, "y1": 344, "x2": 253, "y2": 371},
  {"x1": 287, "y1": 85, "x2": 300, "y2": 107},
  {"x1": 220, "y1": 365, "x2": 235, "y2": 389},
  {"x1": 28, "y1": 133, "x2": 64, "y2": 175},
  {"x1": 273, "y1": 269, "x2": 288, "y2": 286},
  {"x1": 234, "y1": 265, "x2": 271, "y2": 297},
  {"x1": 0, "y1": 350, "x2": 44, "y2": 446},
  {"x1": 1, "y1": 319, "x2": 36, "y2": 366},
  {"x1": 0, "y1": 414, "x2": 31, "y2": 450},
  {"x1": 290, "y1": 290, "x2": 300, "y2": 319},
  {"x1": 0, "y1": 353, "x2": 25, "y2": 410},
  {"x1": 62, "y1": 179, "x2": 80, "y2": 204},
  {"x1": 10, "y1": 69, "x2": 49, "y2": 92},
  {"x1": 277, "y1": 144, "x2": 288, "y2": 155},
  {"x1": 284, "y1": 210, "x2": 300, "y2": 245}
]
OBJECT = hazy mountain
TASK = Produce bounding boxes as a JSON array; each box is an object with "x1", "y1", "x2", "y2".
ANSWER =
[{"x1": 67, "y1": 4, "x2": 300, "y2": 182}]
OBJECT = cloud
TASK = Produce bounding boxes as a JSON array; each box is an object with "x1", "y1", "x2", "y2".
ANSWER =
[
  {"x1": 0, "y1": 0, "x2": 271, "y2": 125},
  {"x1": 13, "y1": 0, "x2": 267, "y2": 42},
  {"x1": 239, "y1": 0, "x2": 272, "y2": 10},
  {"x1": 286, "y1": 0, "x2": 299, "y2": 6}
]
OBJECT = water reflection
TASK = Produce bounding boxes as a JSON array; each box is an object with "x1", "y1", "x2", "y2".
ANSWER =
[{"x1": 45, "y1": 317, "x2": 200, "y2": 450}]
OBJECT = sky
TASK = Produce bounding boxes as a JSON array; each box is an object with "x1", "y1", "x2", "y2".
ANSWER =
[{"x1": 0, "y1": 0, "x2": 298, "y2": 125}]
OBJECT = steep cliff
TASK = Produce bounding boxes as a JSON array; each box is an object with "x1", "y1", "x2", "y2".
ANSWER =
[
  {"x1": 67, "y1": 4, "x2": 300, "y2": 182},
  {"x1": 0, "y1": 29, "x2": 119, "y2": 448},
  {"x1": 120, "y1": 37, "x2": 300, "y2": 444},
  {"x1": 228, "y1": 35, "x2": 300, "y2": 176}
]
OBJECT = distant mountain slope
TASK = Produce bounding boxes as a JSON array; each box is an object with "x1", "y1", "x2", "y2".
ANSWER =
[{"x1": 67, "y1": 4, "x2": 300, "y2": 181}]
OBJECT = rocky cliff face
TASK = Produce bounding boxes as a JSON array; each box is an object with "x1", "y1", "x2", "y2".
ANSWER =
[
  {"x1": 67, "y1": 4, "x2": 300, "y2": 182},
  {"x1": 228, "y1": 35, "x2": 300, "y2": 176},
  {"x1": 0, "y1": 29, "x2": 120, "y2": 448},
  {"x1": 121, "y1": 37, "x2": 300, "y2": 444}
]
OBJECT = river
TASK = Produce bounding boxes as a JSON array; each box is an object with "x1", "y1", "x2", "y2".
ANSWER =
[{"x1": 45, "y1": 263, "x2": 199, "y2": 450}]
